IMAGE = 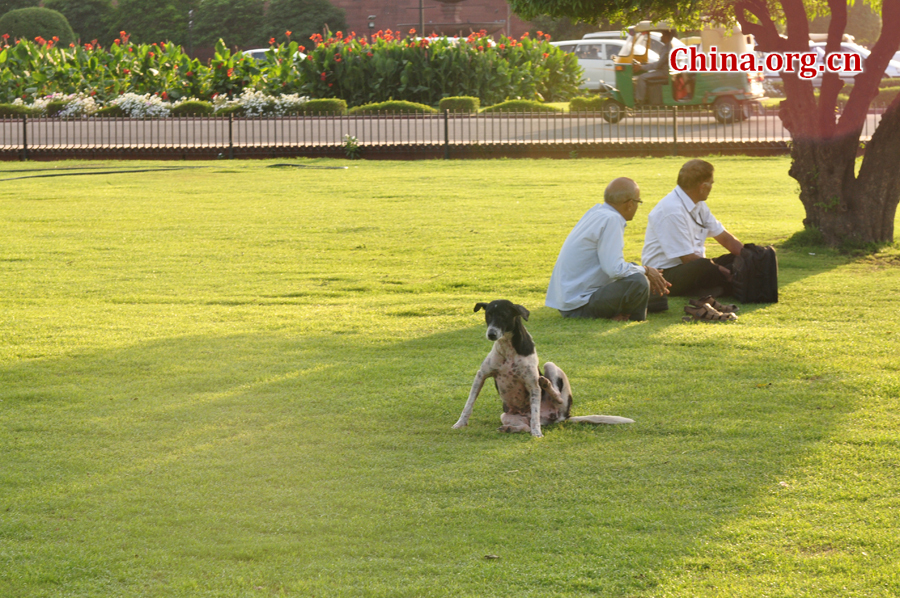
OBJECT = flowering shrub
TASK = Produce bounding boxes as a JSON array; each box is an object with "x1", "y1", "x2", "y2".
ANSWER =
[
  {"x1": 297, "y1": 29, "x2": 581, "y2": 106},
  {"x1": 212, "y1": 88, "x2": 309, "y2": 115},
  {"x1": 109, "y1": 92, "x2": 172, "y2": 118},
  {"x1": 0, "y1": 29, "x2": 580, "y2": 108}
]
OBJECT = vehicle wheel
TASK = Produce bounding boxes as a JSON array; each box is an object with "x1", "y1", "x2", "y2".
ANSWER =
[
  {"x1": 713, "y1": 96, "x2": 739, "y2": 124},
  {"x1": 601, "y1": 100, "x2": 626, "y2": 124}
]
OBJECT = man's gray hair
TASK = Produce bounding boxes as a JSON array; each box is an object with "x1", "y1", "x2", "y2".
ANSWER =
[
  {"x1": 604, "y1": 177, "x2": 639, "y2": 205},
  {"x1": 677, "y1": 159, "x2": 714, "y2": 190}
]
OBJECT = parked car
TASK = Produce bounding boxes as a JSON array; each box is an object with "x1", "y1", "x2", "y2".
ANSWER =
[
  {"x1": 810, "y1": 41, "x2": 900, "y2": 79},
  {"x1": 242, "y1": 48, "x2": 306, "y2": 62},
  {"x1": 551, "y1": 38, "x2": 659, "y2": 89}
]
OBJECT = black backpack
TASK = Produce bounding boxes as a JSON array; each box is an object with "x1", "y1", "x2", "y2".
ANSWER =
[{"x1": 732, "y1": 244, "x2": 778, "y2": 303}]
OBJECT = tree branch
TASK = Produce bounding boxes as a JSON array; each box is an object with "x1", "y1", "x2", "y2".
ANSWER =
[
  {"x1": 838, "y1": 0, "x2": 900, "y2": 136},
  {"x1": 816, "y1": 0, "x2": 848, "y2": 136}
]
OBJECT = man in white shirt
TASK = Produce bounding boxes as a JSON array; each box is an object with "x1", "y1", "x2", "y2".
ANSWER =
[
  {"x1": 642, "y1": 159, "x2": 744, "y2": 297},
  {"x1": 546, "y1": 177, "x2": 669, "y2": 321}
]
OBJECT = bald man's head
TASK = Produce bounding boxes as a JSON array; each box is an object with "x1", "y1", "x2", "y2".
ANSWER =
[{"x1": 604, "y1": 177, "x2": 639, "y2": 206}]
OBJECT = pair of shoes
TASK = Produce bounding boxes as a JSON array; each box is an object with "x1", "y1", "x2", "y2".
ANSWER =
[
  {"x1": 691, "y1": 295, "x2": 738, "y2": 314},
  {"x1": 682, "y1": 302, "x2": 738, "y2": 322}
]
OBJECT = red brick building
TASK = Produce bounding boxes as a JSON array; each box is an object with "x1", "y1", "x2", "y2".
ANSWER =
[{"x1": 328, "y1": 0, "x2": 533, "y2": 39}]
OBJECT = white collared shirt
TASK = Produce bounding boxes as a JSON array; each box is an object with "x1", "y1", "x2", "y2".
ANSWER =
[
  {"x1": 545, "y1": 203, "x2": 645, "y2": 311},
  {"x1": 641, "y1": 186, "x2": 725, "y2": 270}
]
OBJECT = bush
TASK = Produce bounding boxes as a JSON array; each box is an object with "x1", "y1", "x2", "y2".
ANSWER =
[
  {"x1": 95, "y1": 105, "x2": 126, "y2": 117},
  {"x1": 0, "y1": 7, "x2": 76, "y2": 46},
  {"x1": 45, "y1": 100, "x2": 68, "y2": 116},
  {"x1": 297, "y1": 31, "x2": 581, "y2": 107},
  {"x1": 481, "y1": 100, "x2": 562, "y2": 113},
  {"x1": 568, "y1": 96, "x2": 606, "y2": 111},
  {"x1": 170, "y1": 100, "x2": 214, "y2": 116},
  {"x1": 438, "y1": 96, "x2": 480, "y2": 113},
  {"x1": 299, "y1": 98, "x2": 347, "y2": 115},
  {"x1": 348, "y1": 100, "x2": 437, "y2": 115},
  {"x1": 0, "y1": 102, "x2": 34, "y2": 116}
]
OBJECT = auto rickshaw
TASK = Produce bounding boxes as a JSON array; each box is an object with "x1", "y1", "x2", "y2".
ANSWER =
[{"x1": 599, "y1": 21, "x2": 765, "y2": 124}]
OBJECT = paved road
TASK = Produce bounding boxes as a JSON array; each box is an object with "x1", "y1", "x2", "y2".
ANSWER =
[{"x1": 0, "y1": 110, "x2": 885, "y2": 149}]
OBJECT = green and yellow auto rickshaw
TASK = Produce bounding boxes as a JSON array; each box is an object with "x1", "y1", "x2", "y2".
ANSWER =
[{"x1": 599, "y1": 21, "x2": 765, "y2": 124}]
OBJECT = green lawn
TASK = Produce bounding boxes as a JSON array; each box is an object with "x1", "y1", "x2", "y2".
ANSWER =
[{"x1": 2, "y1": 157, "x2": 899, "y2": 597}]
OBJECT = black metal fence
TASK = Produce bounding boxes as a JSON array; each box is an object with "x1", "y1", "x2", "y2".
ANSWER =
[{"x1": 0, "y1": 105, "x2": 887, "y2": 159}]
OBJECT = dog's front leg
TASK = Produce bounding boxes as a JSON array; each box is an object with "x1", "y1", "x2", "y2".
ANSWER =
[
  {"x1": 528, "y1": 382, "x2": 543, "y2": 438},
  {"x1": 453, "y1": 367, "x2": 491, "y2": 429}
]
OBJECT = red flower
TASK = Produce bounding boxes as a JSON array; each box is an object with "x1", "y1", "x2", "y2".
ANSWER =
[
  {"x1": 499, "y1": 44, "x2": 505, "y2": 49},
  {"x1": 120, "y1": 31, "x2": 127, "y2": 37},
  {"x1": 52, "y1": 36, "x2": 59, "y2": 42},
  {"x1": 227, "y1": 68, "x2": 234, "y2": 76},
  {"x1": 320, "y1": 72, "x2": 327, "y2": 80},
  {"x1": 334, "y1": 53, "x2": 341, "y2": 61},
  {"x1": 286, "y1": 30, "x2": 292, "y2": 36},
  {"x1": 537, "y1": 31, "x2": 543, "y2": 37},
  {"x1": 298, "y1": 45, "x2": 305, "y2": 52},
  {"x1": 269, "y1": 37, "x2": 275, "y2": 44},
  {"x1": 366, "y1": 51, "x2": 373, "y2": 57},
  {"x1": 1, "y1": 33, "x2": 9, "y2": 40},
  {"x1": 336, "y1": 31, "x2": 343, "y2": 39},
  {"x1": 149, "y1": 51, "x2": 155, "y2": 57},
  {"x1": 90, "y1": 90, "x2": 96, "y2": 96},
  {"x1": 123, "y1": 68, "x2": 131, "y2": 75},
  {"x1": 161, "y1": 91, "x2": 168, "y2": 99},
  {"x1": 328, "y1": 83, "x2": 333, "y2": 87},
  {"x1": 478, "y1": 46, "x2": 484, "y2": 51},
  {"x1": 542, "y1": 53, "x2": 549, "y2": 59},
  {"x1": 186, "y1": 71, "x2": 194, "y2": 77},
  {"x1": 544, "y1": 34, "x2": 551, "y2": 40},
  {"x1": 409, "y1": 28, "x2": 416, "y2": 36}
]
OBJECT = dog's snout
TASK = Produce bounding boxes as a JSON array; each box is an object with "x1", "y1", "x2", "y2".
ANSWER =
[{"x1": 486, "y1": 327, "x2": 502, "y2": 341}]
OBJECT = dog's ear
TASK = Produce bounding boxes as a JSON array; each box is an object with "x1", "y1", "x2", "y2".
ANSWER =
[
  {"x1": 514, "y1": 304, "x2": 530, "y2": 321},
  {"x1": 474, "y1": 302, "x2": 488, "y2": 313}
]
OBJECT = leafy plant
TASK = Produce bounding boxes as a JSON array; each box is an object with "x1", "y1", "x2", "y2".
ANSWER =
[{"x1": 341, "y1": 133, "x2": 361, "y2": 159}]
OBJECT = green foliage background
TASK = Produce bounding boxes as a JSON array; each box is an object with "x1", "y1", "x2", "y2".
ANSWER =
[{"x1": 0, "y1": 32, "x2": 581, "y2": 106}]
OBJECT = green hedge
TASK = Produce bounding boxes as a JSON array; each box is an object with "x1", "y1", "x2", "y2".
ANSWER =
[
  {"x1": 0, "y1": 102, "x2": 33, "y2": 116},
  {"x1": 569, "y1": 96, "x2": 606, "y2": 111},
  {"x1": 438, "y1": 96, "x2": 480, "y2": 113},
  {"x1": 299, "y1": 98, "x2": 347, "y2": 115},
  {"x1": 480, "y1": 100, "x2": 562, "y2": 113},
  {"x1": 170, "y1": 101, "x2": 214, "y2": 116},
  {"x1": 347, "y1": 100, "x2": 437, "y2": 115}
]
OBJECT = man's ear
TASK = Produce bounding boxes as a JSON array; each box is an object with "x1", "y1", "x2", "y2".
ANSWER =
[
  {"x1": 514, "y1": 304, "x2": 530, "y2": 321},
  {"x1": 474, "y1": 302, "x2": 488, "y2": 313}
]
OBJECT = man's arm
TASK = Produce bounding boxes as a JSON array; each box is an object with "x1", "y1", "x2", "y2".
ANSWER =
[{"x1": 714, "y1": 230, "x2": 744, "y2": 255}]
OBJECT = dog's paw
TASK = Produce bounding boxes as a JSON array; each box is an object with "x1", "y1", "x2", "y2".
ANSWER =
[
  {"x1": 530, "y1": 428, "x2": 544, "y2": 438},
  {"x1": 452, "y1": 420, "x2": 467, "y2": 429},
  {"x1": 538, "y1": 376, "x2": 552, "y2": 390}
]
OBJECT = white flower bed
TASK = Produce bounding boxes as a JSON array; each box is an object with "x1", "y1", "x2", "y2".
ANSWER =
[
  {"x1": 109, "y1": 93, "x2": 171, "y2": 118},
  {"x1": 14, "y1": 90, "x2": 309, "y2": 117},
  {"x1": 213, "y1": 89, "x2": 309, "y2": 115}
]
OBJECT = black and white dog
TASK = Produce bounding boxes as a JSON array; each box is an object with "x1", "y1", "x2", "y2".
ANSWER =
[{"x1": 452, "y1": 300, "x2": 634, "y2": 437}]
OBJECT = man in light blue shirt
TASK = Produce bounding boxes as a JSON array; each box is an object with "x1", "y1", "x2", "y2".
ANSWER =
[{"x1": 546, "y1": 178, "x2": 669, "y2": 321}]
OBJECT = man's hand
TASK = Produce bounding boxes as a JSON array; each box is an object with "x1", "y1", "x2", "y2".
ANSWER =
[{"x1": 644, "y1": 266, "x2": 671, "y2": 297}]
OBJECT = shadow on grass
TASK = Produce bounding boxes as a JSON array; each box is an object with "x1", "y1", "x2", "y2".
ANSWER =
[{"x1": 0, "y1": 303, "x2": 857, "y2": 596}]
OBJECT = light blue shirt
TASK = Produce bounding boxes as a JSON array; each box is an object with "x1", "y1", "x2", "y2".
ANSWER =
[{"x1": 546, "y1": 203, "x2": 645, "y2": 311}]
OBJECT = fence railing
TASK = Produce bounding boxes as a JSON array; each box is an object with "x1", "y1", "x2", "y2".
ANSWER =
[{"x1": 0, "y1": 105, "x2": 887, "y2": 157}]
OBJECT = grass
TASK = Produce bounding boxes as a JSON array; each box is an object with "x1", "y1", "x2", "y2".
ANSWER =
[{"x1": 1, "y1": 156, "x2": 899, "y2": 597}]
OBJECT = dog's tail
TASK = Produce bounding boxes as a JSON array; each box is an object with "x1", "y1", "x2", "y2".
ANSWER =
[{"x1": 567, "y1": 415, "x2": 635, "y2": 425}]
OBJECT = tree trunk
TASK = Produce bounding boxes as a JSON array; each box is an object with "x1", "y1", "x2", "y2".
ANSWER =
[{"x1": 785, "y1": 95, "x2": 900, "y2": 247}]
